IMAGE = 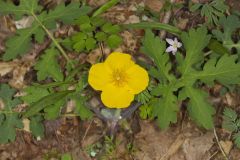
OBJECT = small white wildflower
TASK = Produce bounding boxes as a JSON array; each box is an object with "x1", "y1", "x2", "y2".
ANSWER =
[
  {"x1": 36, "y1": 136, "x2": 41, "y2": 141},
  {"x1": 166, "y1": 38, "x2": 182, "y2": 55},
  {"x1": 142, "y1": 15, "x2": 148, "y2": 21},
  {"x1": 90, "y1": 151, "x2": 97, "y2": 157}
]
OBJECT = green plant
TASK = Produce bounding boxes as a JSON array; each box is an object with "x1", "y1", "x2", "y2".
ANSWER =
[
  {"x1": 141, "y1": 27, "x2": 240, "y2": 129},
  {"x1": 85, "y1": 142, "x2": 102, "y2": 158},
  {"x1": 61, "y1": 153, "x2": 72, "y2": 160},
  {"x1": 222, "y1": 108, "x2": 240, "y2": 148},
  {"x1": 190, "y1": 0, "x2": 229, "y2": 26},
  {"x1": 0, "y1": 0, "x2": 91, "y2": 66},
  {"x1": 64, "y1": 15, "x2": 122, "y2": 52},
  {"x1": 0, "y1": 84, "x2": 23, "y2": 143},
  {"x1": 100, "y1": 136, "x2": 119, "y2": 160},
  {"x1": 212, "y1": 15, "x2": 240, "y2": 54}
]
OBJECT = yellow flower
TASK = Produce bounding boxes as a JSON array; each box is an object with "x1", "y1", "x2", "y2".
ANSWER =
[{"x1": 88, "y1": 52, "x2": 149, "y2": 108}]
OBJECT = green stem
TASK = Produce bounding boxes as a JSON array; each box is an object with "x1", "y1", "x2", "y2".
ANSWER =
[
  {"x1": 0, "y1": 110, "x2": 18, "y2": 114},
  {"x1": 31, "y1": 12, "x2": 74, "y2": 68}
]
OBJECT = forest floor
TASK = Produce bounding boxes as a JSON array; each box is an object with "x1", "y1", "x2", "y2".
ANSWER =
[{"x1": 0, "y1": 0, "x2": 240, "y2": 160}]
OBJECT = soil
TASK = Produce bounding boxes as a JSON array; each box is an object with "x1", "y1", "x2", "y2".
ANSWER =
[{"x1": 0, "y1": 0, "x2": 240, "y2": 160}]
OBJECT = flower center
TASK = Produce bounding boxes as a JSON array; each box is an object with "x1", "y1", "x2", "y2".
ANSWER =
[
  {"x1": 173, "y1": 42, "x2": 178, "y2": 48},
  {"x1": 112, "y1": 69, "x2": 128, "y2": 87}
]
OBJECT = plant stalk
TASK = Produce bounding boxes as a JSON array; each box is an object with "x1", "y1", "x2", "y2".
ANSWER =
[{"x1": 31, "y1": 12, "x2": 74, "y2": 68}]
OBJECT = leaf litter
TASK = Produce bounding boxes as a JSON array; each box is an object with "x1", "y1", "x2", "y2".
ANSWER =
[{"x1": 0, "y1": 0, "x2": 240, "y2": 160}]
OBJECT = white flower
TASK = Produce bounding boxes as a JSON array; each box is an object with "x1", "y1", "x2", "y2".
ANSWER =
[
  {"x1": 166, "y1": 38, "x2": 182, "y2": 55},
  {"x1": 142, "y1": 15, "x2": 148, "y2": 21}
]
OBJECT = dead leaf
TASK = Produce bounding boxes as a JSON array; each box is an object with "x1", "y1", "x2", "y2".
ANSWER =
[
  {"x1": 124, "y1": 15, "x2": 140, "y2": 24},
  {"x1": 160, "y1": 134, "x2": 185, "y2": 160},
  {"x1": 182, "y1": 132, "x2": 214, "y2": 160},
  {"x1": 219, "y1": 140, "x2": 233, "y2": 155},
  {"x1": 120, "y1": 31, "x2": 138, "y2": 53},
  {"x1": 145, "y1": 0, "x2": 164, "y2": 12},
  {"x1": 15, "y1": 16, "x2": 34, "y2": 29},
  {"x1": 87, "y1": 0, "x2": 108, "y2": 7},
  {"x1": 134, "y1": 121, "x2": 179, "y2": 160},
  {"x1": 22, "y1": 118, "x2": 30, "y2": 133},
  {"x1": 66, "y1": 100, "x2": 75, "y2": 113},
  {"x1": 176, "y1": 18, "x2": 188, "y2": 30},
  {"x1": 0, "y1": 61, "x2": 18, "y2": 76},
  {"x1": 87, "y1": 47, "x2": 110, "y2": 64},
  {"x1": 9, "y1": 60, "x2": 34, "y2": 89},
  {"x1": 0, "y1": 99, "x2": 4, "y2": 110}
]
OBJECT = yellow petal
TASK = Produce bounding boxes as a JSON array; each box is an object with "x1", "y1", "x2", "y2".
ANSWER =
[
  {"x1": 126, "y1": 64, "x2": 149, "y2": 94},
  {"x1": 101, "y1": 84, "x2": 134, "y2": 108},
  {"x1": 88, "y1": 63, "x2": 112, "y2": 90},
  {"x1": 105, "y1": 52, "x2": 134, "y2": 70}
]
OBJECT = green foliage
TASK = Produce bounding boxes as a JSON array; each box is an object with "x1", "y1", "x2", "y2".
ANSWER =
[
  {"x1": 222, "y1": 108, "x2": 238, "y2": 132},
  {"x1": 0, "y1": 84, "x2": 23, "y2": 143},
  {"x1": 136, "y1": 83, "x2": 154, "y2": 105},
  {"x1": 44, "y1": 100, "x2": 66, "y2": 120},
  {"x1": 21, "y1": 86, "x2": 50, "y2": 104},
  {"x1": 74, "y1": 96, "x2": 93, "y2": 120},
  {"x1": 190, "y1": 0, "x2": 229, "y2": 25},
  {"x1": 179, "y1": 87, "x2": 215, "y2": 129},
  {"x1": 30, "y1": 116, "x2": 45, "y2": 138},
  {"x1": 66, "y1": 15, "x2": 122, "y2": 52},
  {"x1": 141, "y1": 30, "x2": 174, "y2": 82},
  {"x1": 222, "y1": 108, "x2": 240, "y2": 148},
  {"x1": 0, "y1": 0, "x2": 91, "y2": 60},
  {"x1": 196, "y1": 54, "x2": 240, "y2": 85},
  {"x1": 151, "y1": 84, "x2": 179, "y2": 129},
  {"x1": 141, "y1": 25, "x2": 240, "y2": 129},
  {"x1": 124, "y1": 22, "x2": 181, "y2": 35},
  {"x1": 179, "y1": 27, "x2": 211, "y2": 75},
  {"x1": 212, "y1": 15, "x2": 240, "y2": 54},
  {"x1": 139, "y1": 105, "x2": 152, "y2": 120},
  {"x1": 34, "y1": 47, "x2": 64, "y2": 82},
  {"x1": 92, "y1": 0, "x2": 119, "y2": 17},
  {"x1": 61, "y1": 153, "x2": 72, "y2": 160},
  {"x1": 21, "y1": 76, "x2": 92, "y2": 119},
  {"x1": 23, "y1": 90, "x2": 74, "y2": 118}
]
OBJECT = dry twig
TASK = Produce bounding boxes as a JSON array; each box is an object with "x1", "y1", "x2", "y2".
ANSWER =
[{"x1": 213, "y1": 128, "x2": 229, "y2": 160}]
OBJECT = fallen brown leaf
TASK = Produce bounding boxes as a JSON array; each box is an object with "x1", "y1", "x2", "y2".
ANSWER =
[
  {"x1": 145, "y1": 0, "x2": 164, "y2": 12},
  {"x1": 0, "y1": 61, "x2": 18, "y2": 77},
  {"x1": 219, "y1": 140, "x2": 233, "y2": 155},
  {"x1": 182, "y1": 132, "x2": 214, "y2": 160}
]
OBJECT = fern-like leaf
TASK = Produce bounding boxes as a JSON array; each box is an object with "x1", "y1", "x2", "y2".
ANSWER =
[
  {"x1": 179, "y1": 26, "x2": 211, "y2": 75},
  {"x1": 141, "y1": 30, "x2": 174, "y2": 82},
  {"x1": 222, "y1": 108, "x2": 238, "y2": 132},
  {"x1": 233, "y1": 132, "x2": 240, "y2": 148},
  {"x1": 0, "y1": 84, "x2": 23, "y2": 143},
  {"x1": 196, "y1": 55, "x2": 240, "y2": 85},
  {"x1": 151, "y1": 84, "x2": 179, "y2": 129},
  {"x1": 34, "y1": 48, "x2": 63, "y2": 81},
  {"x1": 180, "y1": 87, "x2": 215, "y2": 129},
  {"x1": 212, "y1": 15, "x2": 240, "y2": 53}
]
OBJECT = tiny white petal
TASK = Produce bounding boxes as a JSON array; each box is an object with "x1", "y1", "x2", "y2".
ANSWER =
[
  {"x1": 37, "y1": 136, "x2": 41, "y2": 141},
  {"x1": 166, "y1": 46, "x2": 174, "y2": 52},
  {"x1": 142, "y1": 15, "x2": 148, "y2": 21},
  {"x1": 171, "y1": 47, "x2": 178, "y2": 54},
  {"x1": 177, "y1": 42, "x2": 182, "y2": 48},
  {"x1": 166, "y1": 38, "x2": 174, "y2": 45}
]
